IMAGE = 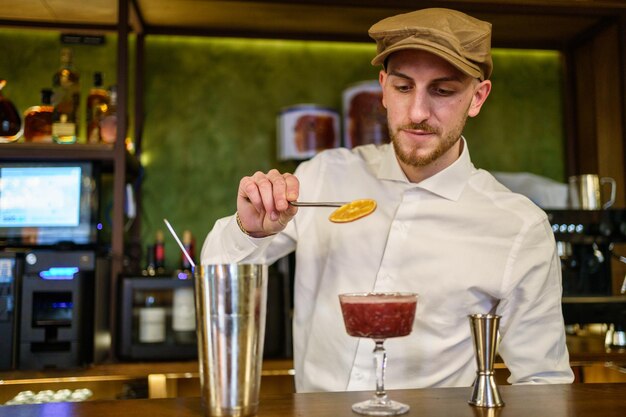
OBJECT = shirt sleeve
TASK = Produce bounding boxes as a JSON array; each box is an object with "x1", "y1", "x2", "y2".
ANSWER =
[
  {"x1": 200, "y1": 155, "x2": 329, "y2": 266},
  {"x1": 496, "y1": 216, "x2": 575, "y2": 384},
  {"x1": 200, "y1": 213, "x2": 297, "y2": 265}
]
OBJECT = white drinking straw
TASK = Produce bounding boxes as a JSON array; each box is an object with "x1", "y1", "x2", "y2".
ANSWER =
[{"x1": 163, "y1": 218, "x2": 195, "y2": 268}]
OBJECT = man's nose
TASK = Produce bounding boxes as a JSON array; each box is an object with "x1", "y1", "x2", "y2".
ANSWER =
[{"x1": 408, "y1": 91, "x2": 431, "y2": 124}]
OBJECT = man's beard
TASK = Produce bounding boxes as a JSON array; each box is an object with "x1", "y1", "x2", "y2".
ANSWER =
[{"x1": 390, "y1": 116, "x2": 467, "y2": 168}]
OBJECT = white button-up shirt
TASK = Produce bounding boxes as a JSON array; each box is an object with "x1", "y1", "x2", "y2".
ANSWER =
[{"x1": 201, "y1": 140, "x2": 574, "y2": 392}]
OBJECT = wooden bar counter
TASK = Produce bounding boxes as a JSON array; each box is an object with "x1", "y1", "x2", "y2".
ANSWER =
[
  {"x1": 1, "y1": 332, "x2": 625, "y2": 403},
  {"x1": 0, "y1": 383, "x2": 625, "y2": 417}
]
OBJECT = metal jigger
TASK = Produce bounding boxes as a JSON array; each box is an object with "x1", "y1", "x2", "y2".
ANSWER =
[{"x1": 468, "y1": 314, "x2": 504, "y2": 408}]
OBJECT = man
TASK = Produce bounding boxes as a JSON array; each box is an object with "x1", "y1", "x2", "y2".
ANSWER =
[{"x1": 201, "y1": 8, "x2": 574, "y2": 392}]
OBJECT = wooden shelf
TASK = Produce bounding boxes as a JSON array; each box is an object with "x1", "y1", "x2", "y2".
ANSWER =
[
  {"x1": 0, "y1": 1, "x2": 625, "y2": 48},
  {"x1": 0, "y1": 143, "x2": 115, "y2": 161},
  {"x1": 0, "y1": 142, "x2": 141, "y2": 176}
]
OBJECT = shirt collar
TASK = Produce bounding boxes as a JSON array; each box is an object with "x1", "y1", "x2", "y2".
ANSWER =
[{"x1": 377, "y1": 137, "x2": 474, "y2": 201}]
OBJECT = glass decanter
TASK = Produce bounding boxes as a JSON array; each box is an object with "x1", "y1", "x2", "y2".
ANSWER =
[{"x1": 0, "y1": 79, "x2": 23, "y2": 143}]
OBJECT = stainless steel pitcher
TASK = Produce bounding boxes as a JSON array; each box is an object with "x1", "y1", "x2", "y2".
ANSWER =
[
  {"x1": 568, "y1": 174, "x2": 616, "y2": 210},
  {"x1": 195, "y1": 264, "x2": 268, "y2": 417}
]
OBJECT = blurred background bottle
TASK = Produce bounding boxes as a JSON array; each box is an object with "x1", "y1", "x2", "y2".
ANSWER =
[
  {"x1": 180, "y1": 230, "x2": 194, "y2": 273},
  {"x1": 51, "y1": 47, "x2": 80, "y2": 144},
  {"x1": 172, "y1": 230, "x2": 196, "y2": 344},
  {"x1": 86, "y1": 72, "x2": 109, "y2": 143},
  {"x1": 154, "y1": 229, "x2": 166, "y2": 275},
  {"x1": 172, "y1": 285, "x2": 195, "y2": 344},
  {"x1": 142, "y1": 244, "x2": 156, "y2": 277},
  {"x1": 100, "y1": 85, "x2": 118, "y2": 144},
  {"x1": 138, "y1": 292, "x2": 166, "y2": 344},
  {"x1": 0, "y1": 79, "x2": 22, "y2": 143},
  {"x1": 23, "y1": 88, "x2": 53, "y2": 142}
]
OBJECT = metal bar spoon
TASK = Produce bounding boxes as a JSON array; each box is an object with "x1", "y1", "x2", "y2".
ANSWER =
[
  {"x1": 289, "y1": 201, "x2": 348, "y2": 207},
  {"x1": 292, "y1": 198, "x2": 377, "y2": 223}
]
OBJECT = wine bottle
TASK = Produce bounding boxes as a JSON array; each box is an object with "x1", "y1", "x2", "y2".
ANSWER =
[
  {"x1": 154, "y1": 229, "x2": 166, "y2": 275},
  {"x1": 51, "y1": 48, "x2": 80, "y2": 144},
  {"x1": 173, "y1": 230, "x2": 196, "y2": 344},
  {"x1": 180, "y1": 230, "x2": 195, "y2": 272},
  {"x1": 138, "y1": 293, "x2": 166, "y2": 344},
  {"x1": 172, "y1": 284, "x2": 196, "y2": 344}
]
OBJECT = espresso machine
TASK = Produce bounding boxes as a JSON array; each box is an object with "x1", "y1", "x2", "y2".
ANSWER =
[{"x1": 545, "y1": 208, "x2": 626, "y2": 347}]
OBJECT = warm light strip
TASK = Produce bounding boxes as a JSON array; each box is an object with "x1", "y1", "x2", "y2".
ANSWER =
[{"x1": 0, "y1": 375, "x2": 142, "y2": 385}]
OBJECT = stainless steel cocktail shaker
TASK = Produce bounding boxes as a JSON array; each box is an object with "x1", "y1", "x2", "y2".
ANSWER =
[{"x1": 195, "y1": 264, "x2": 268, "y2": 417}]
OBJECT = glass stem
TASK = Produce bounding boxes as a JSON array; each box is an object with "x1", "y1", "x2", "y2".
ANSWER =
[{"x1": 373, "y1": 339, "x2": 388, "y2": 400}]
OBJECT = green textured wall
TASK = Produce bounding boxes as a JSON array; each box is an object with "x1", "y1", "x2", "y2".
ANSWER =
[
  {"x1": 1, "y1": 30, "x2": 565, "y2": 270},
  {"x1": 140, "y1": 37, "x2": 381, "y2": 267},
  {"x1": 466, "y1": 49, "x2": 565, "y2": 178}
]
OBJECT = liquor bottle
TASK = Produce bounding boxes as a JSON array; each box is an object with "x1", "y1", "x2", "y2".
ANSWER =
[
  {"x1": 142, "y1": 244, "x2": 156, "y2": 277},
  {"x1": 154, "y1": 229, "x2": 166, "y2": 275},
  {"x1": 51, "y1": 47, "x2": 80, "y2": 144},
  {"x1": 23, "y1": 89, "x2": 54, "y2": 142},
  {"x1": 100, "y1": 85, "x2": 117, "y2": 144},
  {"x1": 172, "y1": 230, "x2": 196, "y2": 344},
  {"x1": 0, "y1": 79, "x2": 22, "y2": 143},
  {"x1": 86, "y1": 72, "x2": 109, "y2": 143},
  {"x1": 138, "y1": 292, "x2": 166, "y2": 344}
]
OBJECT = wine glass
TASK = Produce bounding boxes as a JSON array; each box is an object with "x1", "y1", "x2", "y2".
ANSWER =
[{"x1": 339, "y1": 292, "x2": 418, "y2": 416}]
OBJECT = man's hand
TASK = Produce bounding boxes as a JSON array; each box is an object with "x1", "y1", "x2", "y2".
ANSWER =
[{"x1": 236, "y1": 169, "x2": 299, "y2": 237}]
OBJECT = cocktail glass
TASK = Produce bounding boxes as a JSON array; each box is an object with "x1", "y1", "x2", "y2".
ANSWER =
[{"x1": 339, "y1": 292, "x2": 418, "y2": 416}]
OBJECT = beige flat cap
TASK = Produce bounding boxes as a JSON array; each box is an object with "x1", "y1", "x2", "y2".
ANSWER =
[{"x1": 369, "y1": 8, "x2": 493, "y2": 80}]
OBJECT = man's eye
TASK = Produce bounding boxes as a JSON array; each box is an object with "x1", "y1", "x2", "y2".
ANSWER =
[
  {"x1": 394, "y1": 84, "x2": 412, "y2": 93},
  {"x1": 433, "y1": 87, "x2": 454, "y2": 96}
]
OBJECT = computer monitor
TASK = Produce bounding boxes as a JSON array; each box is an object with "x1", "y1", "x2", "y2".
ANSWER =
[{"x1": 0, "y1": 162, "x2": 98, "y2": 246}]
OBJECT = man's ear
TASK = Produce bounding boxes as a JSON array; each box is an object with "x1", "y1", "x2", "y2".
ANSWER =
[
  {"x1": 379, "y1": 69, "x2": 388, "y2": 109},
  {"x1": 468, "y1": 80, "x2": 492, "y2": 118}
]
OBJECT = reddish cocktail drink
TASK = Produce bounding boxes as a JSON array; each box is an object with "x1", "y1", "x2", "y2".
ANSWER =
[
  {"x1": 338, "y1": 292, "x2": 418, "y2": 416},
  {"x1": 339, "y1": 293, "x2": 417, "y2": 339}
]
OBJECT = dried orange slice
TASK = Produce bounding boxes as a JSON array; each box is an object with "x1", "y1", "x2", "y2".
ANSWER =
[{"x1": 329, "y1": 199, "x2": 377, "y2": 223}]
